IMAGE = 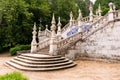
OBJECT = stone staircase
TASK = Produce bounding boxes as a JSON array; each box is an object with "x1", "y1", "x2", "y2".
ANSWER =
[{"x1": 6, "y1": 53, "x2": 76, "y2": 71}]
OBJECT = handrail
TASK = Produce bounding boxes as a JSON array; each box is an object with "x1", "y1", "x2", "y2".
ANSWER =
[
  {"x1": 61, "y1": 15, "x2": 98, "y2": 34},
  {"x1": 82, "y1": 12, "x2": 109, "y2": 39},
  {"x1": 45, "y1": 29, "x2": 51, "y2": 38},
  {"x1": 57, "y1": 32, "x2": 82, "y2": 48},
  {"x1": 38, "y1": 38, "x2": 50, "y2": 49},
  {"x1": 61, "y1": 23, "x2": 70, "y2": 33}
]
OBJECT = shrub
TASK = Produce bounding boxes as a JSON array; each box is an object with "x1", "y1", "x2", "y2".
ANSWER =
[
  {"x1": 0, "y1": 46, "x2": 3, "y2": 53},
  {"x1": 0, "y1": 72, "x2": 28, "y2": 80},
  {"x1": 18, "y1": 45, "x2": 31, "y2": 50},
  {"x1": 10, "y1": 47, "x2": 21, "y2": 56},
  {"x1": 9, "y1": 45, "x2": 31, "y2": 56}
]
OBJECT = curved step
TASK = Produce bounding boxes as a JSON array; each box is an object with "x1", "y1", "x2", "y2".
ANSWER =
[
  {"x1": 14, "y1": 57, "x2": 69, "y2": 64},
  {"x1": 6, "y1": 61, "x2": 76, "y2": 71},
  {"x1": 18, "y1": 56, "x2": 65, "y2": 61},
  {"x1": 21, "y1": 54, "x2": 62, "y2": 59},
  {"x1": 10, "y1": 59, "x2": 73, "y2": 68},
  {"x1": 6, "y1": 54, "x2": 76, "y2": 71}
]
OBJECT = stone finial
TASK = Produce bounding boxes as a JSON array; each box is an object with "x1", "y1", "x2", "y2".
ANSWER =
[
  {"x1": 113, "y1": 4, "x2": 116, "y2": 11},
  {"x1": 57, "y1": 17, "x2": 62, "y2": 35},
  {"x1": 98, "y1": 4, "x2": 102, "y2": 16},
  {"x1": 89, "y1": 3, "x2": 93, "y2": 22},
  {"x1": 45, "y1": 25, "x2": 48, "y2": 30},
  {"x1": 96, "y1": 9, "x2": 98, "y2": 16},
  {"x1": 57, "y1": 17, "x2": 62, "y2": 27},
  {"x1": 38, "y1": 27, "x2": 41, "y2": 37},
  {"x1": 77, "y1": 9, "x2": 82, "y2": 20},
  {"x1": 89, "y1": 3, "x2": 93, "y2": 11},
  {"x1": 109, "y1": 2, "x2": 114, "y2": 12},
  {"x1": 70, "y1": 11, "x2": 74, "y2": 26},
  {"x1": 51, "y1": 13, "x2": 56, "y2": 24},
  {"x1": 70, "y1": 11, "x2": 73, "y2": 20},
  {"x1": 33, "y1": 22, "x2": 37, "y2": 31},
  {"x1": 39, "y1": 27, "x2": 41, "y2": 31},
  {"x1": 51, "y1": 13, "x2": 56, "y2": 38}
]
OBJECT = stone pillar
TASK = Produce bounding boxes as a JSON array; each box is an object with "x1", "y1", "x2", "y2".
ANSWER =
[
  {"x1": 45, "y1": 25, "x2": 48, "y2": 30},
  {"x1": 31, "y1": 22, "x2": 37, "y2": 53},
  {"x1": 49, "y1": 14, "x2": 57, "y2": 55},
  {"x1": 89, "y1": 3, "x2": 93, "y2": 22},
  {"x1": 57, "y1": 17, "x2": 62, "y2": 40},
  {"x1": 69, "y1": 11, "x2": 73, "y2": 26},
  {"x1": 77, "y1": 9, "x2": 83, "y2": 32},
  {"x1": 108, "y1": 2, "x2": 114, "y2": 21}
]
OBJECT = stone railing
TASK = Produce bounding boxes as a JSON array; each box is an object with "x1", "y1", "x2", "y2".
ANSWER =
[
  {"x1": 82, "y1": 13, "x2": 109, "y2": 39},
  {"x1": 38, "y1": 38, "x2": 50, "y2": 50},
  {"x1": 39, "y1": 31, "x2": 45, "y2": 36},
  {"x1": 81, "y1": 15, "x2": 98, "y2": 23},
  {"x1": 57, "y1": 32, "x2": 82, "y2": 48},
  {"x1": 45, "y1": 29, "x2": 51, "y2": 38},
  {"x1": 114, "y1": 10, "x2": 120, "y2": 20},
  {"x1": 82, "y1": 10, "x2": 120, "y2": 40},
  {"x1": 81, "y1": 16, "x2": 90, "y2": 23},
  {"x1": 39, "y1": 29, "x2": 51, "y2": 38},
  {"x1": 54, "y1": 32, "x2": 82, "y2": 55},
  {"x1": 61, "y1": 23, "x2": 70, "y2": 33}
]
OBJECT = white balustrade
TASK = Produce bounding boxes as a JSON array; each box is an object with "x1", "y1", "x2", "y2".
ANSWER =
[
  {"x1": 57, "y1": 32, "x2": 81, "y2": 48},
  {"x1": 38, "y1": 38, "x2": 50, "y2": 49},
  {"x1": 45, "y1": 29, "x2": 51, "y2": 38},
  {"x1": 82, "y1": 12, "x2": 109, "y2": 39},
  {"x1": 114, "y1": 10, "x2": 120, "y2": 19}
]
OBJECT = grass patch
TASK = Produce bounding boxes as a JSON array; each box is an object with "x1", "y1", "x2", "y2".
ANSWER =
[{"x1": 0, "y1": 72, "x2": 28, "y2": 80}]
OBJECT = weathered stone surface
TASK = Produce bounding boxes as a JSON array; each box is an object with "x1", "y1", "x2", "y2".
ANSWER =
[{"x1": 75, "y1": 21, "x2": 120, "y2": 61}]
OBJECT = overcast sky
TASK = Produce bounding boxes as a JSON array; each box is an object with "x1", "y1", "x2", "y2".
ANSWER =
[{"x1": 90, "y1": 0, "x2": 96, "y2": 4}]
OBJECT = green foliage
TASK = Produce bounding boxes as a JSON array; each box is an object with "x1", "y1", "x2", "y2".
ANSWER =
[
  {"x1": 0, "y1": 72, "x2": 28, "y2": 80},
  {"x1": 102, "y1": 8, "x2": 109, "y2": 15},
  {"x1": 94, "y1": 0, "x2": 120, "y2": 15},
  {"x1": 10, "y1": 45, "x2": 31, "y2": 56},
  {"x1": 3, "y1": 0, "x2": 120, "y2": 53}
]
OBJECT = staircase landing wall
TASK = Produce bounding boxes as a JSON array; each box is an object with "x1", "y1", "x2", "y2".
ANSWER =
[{"x1": 74, "y1": 21, "x2": 120, "y2": 61}]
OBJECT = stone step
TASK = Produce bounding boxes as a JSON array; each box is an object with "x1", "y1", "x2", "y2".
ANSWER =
[
  {"x1": 6, "y1": 53, "x2": 76, "y2": 71},
  {"x1": 14, "y1": 57, "x2": 69, "y2": 64},
  {"x1": 18, "y1": 56, "x2": 65, "y2": 61},
  {"x1": 10, "y1": 59, "x2": 73, "y2": 68},
  {"x1": 6, "y1": 61, "x2": 76, "y2": 71},
  {"x1": 21, "y1": 54, "x2": 62, "y2": 59}
]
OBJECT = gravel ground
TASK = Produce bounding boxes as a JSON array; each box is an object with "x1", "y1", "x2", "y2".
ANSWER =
[{"x1": 0, "y1": 53, "x2": 120, "y2": 80}]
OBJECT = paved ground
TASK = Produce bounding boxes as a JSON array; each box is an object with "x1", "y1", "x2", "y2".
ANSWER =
[{"x1": 0, "y1": 53, "x2": 120, "y2": 80}]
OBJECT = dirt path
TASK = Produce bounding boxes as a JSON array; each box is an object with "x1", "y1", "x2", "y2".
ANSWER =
[{"x1": 0, "y1": 53, "x2": 120, "y2": 80}]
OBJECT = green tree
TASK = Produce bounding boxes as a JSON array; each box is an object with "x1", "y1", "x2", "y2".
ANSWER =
[
  {"x1": 94, "y1": 0, "x2": 120, "y2": 15},
  {"x1": 0, "y1": 0, "x2": 33, "y2": 50}
]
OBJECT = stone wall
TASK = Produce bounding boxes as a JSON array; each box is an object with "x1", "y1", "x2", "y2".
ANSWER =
[{"x1": 71, "y1": 21, "x2": 120, "y2": 62}]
